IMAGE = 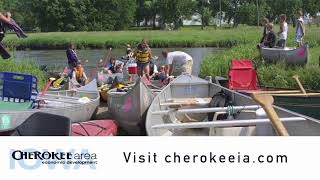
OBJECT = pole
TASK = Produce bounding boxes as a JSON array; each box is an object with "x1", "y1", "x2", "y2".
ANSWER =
[
  {"x1": 256, "y1": 0, "x2": 260, "y2": 27},
  {"x1": 219, "y1": 0, "x2": 222, "y2": 28}
]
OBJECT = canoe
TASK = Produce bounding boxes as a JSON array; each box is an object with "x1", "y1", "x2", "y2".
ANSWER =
[
  {"x1": 215, "y1": 76, "x2": 320, "y2": 120},
  {"x1": 146, "y1": 75, "x2": 320, "y2": 136},
  {"x1": 261, "y1": 44, "x2": 309, "y2": 65},
  {"x1": 107, "y1": 78, "x2": 156, "y2": 135},
  {"x1": 72, "y1": 120, "x2": 118, "y2": 136},
  {"x1": 0, "y1": 80, "x2": 100, "y2": 133}
]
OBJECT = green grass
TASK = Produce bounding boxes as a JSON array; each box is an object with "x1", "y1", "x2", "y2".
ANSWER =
[
  {"x1": 200, "y1": 25, "x2": 320, "y2": 90},
  {"x1": 4, "y1": 26, "x2": 260, "y2": 49},
  {"x1": 0, "y1": 60, "x2": 47, "y2": 90}
]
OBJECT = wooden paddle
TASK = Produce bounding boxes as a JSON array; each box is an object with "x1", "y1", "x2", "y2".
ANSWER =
[
  {"x1": 292, "y1": 75, "x2": 307, "y2": 95},
  {"x1": 251, "y1": 93, "x2": 289, "y2": 136}
]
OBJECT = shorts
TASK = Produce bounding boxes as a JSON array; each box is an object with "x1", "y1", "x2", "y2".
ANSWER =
[
  {"x1": 137, "y1": 62, "x2": 150, "y2": 73},
  {"x1": 276, "y1": 39, "x2": 286, "y2": 48},
  {"x1": 172, "y1": 59, "x2": 193, "y2": 76}
]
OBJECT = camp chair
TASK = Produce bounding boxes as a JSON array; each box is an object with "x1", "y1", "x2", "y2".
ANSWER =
[
  {"x1": 11, "y1": 112, "x2": 71, "y2": 136},
  {"x1": 228, "y1": 60, "x2": 260, "y2": 91},
  {"x1": 0, "y1": 72, "x2": 39, "y2": 110}
]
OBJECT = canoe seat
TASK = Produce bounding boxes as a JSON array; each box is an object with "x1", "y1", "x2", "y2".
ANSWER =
[
  {"x1": 11, "y1": 112, "x2": 71, "y2": 136},
  {"x1": 0, "y1": 101, "x2": 33, "y2": 111},
  {"x1": 161, "y1": 98, "x2": 212, "y2": 107}
]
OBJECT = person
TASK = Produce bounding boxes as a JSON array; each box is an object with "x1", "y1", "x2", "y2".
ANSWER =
[
  {"x1": 277, "y1": 14, "x2": 288, "y2": 48},
  {"x1": 162, "y1": 50, "x2": 193, "y2": 77},
  {"x1": 133, "y1": 39, "x2": 153, "y2": 80},
  {"x1": 149, "y1": 60, "x2": 158, "y2": 79},
  {"x1": 260, "y1": 18, "x2": 269, "y2": 44},
  {"x1": 106, "y1": 57, "x2": 117, "y2": 74},
  {"x1": 122, "y1": 44, "x2": 134, "y2": 61},
  {"x1": 296, "y1": 10, "x2": 305, "y2": 47},
  {"x1": 66, "y1": 44, "x2": 80, "y2": 69},
  {"x1": 0, "y1": 12, "x2": 12, "y2": 59},
  {"x1": 72, "y1": 63, "x2": 88, "y2": 86},
  {"x1": 260, "y1": 23, "x2": 276, "y2": 48}
]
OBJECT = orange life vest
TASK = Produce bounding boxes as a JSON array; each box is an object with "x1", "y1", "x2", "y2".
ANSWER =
[{"x1": 76, "y1": 67, "x2": 85, "y2": 80}]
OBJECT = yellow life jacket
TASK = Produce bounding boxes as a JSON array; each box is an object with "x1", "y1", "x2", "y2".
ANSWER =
[{"x1": 135, "y1": 50, "x2": 151, "y2": 63}]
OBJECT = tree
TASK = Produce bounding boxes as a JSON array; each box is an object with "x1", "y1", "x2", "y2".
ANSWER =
[
  {"x1": 196, "y1": 0, "x2": 212, "y2": 29},
  {"x1": 158, "y1": 0, "x2": 195, "y2": 29}
]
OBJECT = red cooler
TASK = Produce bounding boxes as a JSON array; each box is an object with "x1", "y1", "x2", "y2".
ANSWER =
[{"x1": 128, "y1": 62, "x2": 138, "y2": 74}]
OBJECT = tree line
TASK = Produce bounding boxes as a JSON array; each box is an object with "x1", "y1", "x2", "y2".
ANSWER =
[{"x1": 0, "y1": 0, "x2": 319, "y2": 32}]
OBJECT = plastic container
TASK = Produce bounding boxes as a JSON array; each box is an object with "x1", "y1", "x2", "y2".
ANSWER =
[{"x1": 128, "y1": 62, "x2": 138, "y2": 74}]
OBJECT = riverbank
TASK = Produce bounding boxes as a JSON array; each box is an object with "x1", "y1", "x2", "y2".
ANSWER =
[
  {"x1": 200, "y1": 25, "x2": 320, "y2": 90},
  {"x1": 5, "y1": 26, "x2": 258, "y2": 50},
  {"x1": 0, "y1": 60, "x2": 47, "y2": 89}
]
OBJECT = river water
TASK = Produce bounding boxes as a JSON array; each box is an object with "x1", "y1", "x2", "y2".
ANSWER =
[{"x1": 13, "y1": 48, "x2": 223, "y2": 77}]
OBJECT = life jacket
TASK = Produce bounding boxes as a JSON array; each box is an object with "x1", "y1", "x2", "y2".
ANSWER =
[
  {"x1": 75, "y1": 67, "x2": 85, "y2": 80},
  {"x1": 135, "y1": 49, "x2": 151, "y2": 63}
]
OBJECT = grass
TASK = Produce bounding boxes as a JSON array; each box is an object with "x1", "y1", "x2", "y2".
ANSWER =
[
  {"x1": 0, "y1": 60, "x2": 47, "y2": 90},
  {"x1": 2, "y1": 25, "x2": 320, "y2": 90},
  {"x1": 200, "y1": 25, "x2": 320, "y2": 90},
  {"x1": 4, "y1": 25, "x2": 259, "y2": 49}
]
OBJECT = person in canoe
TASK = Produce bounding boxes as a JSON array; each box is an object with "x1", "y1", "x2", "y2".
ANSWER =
[
  {"x1": 296, "y1": 10, "x2": 305, "y2": 47},
  {"x1": 260, "y1": 18, "x2": 269, "y2": 44},
  {"x1": 133, "y1": 39, "x2": 153, "y2": 80},
  {"x1": 259, "y1": 23, "x2": 276, "y2": 48},
  {"x1": 149, "y1": 60, "x2": 159, "y2": 79},
  {"x1": 105, "y1": 57, "x2": 124, "y2": 74},
  {"x1": 122, "y1": 44, "x2": 134, "y2": 61},
  {"x1": 66, "y1": 43, "x2": 80, "y2": 69},
  {"x1": 72, "y1": 62, "x2": 88, "y2": 86},
  {"x1": 161, "y1": 50, "x2": 193, "y2": 77},
  {"x1": 277, "y1": 14, "x2": 288, "y2": 48}
]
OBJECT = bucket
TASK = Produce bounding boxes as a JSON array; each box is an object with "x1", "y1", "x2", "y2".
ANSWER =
[{"x1": 128, "y1": 63, "x2": 138, "y2": 74}]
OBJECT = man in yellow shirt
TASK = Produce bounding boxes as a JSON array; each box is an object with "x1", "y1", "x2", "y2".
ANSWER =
[{"x1": 134, "y1": 39, "x2": 153, "y2": 80}]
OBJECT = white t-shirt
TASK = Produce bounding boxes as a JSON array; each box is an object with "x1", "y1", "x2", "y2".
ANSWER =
[
  {"x1": 279, "y1": 22, "x2": 288, "y2": 40},
  {"x1": 165, "y1": 51, "x2": 193, "y2": 65}
]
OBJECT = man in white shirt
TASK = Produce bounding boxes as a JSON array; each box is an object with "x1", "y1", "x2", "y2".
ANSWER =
[{"x1": 162, "y1": 50, "x2": 193, "y2": 77}]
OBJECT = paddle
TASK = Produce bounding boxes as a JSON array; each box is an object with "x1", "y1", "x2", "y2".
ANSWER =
[
  {"x1": 40, "y1": 77, "x2": 56, "y2": 97},
  {"x1": 292, "y1": 75, "x2": 307, "y2": 95},
  {"x1": 251, "y1": 93, "x2": 289, "y2": 136},
  {"x1": 103, "y1": 47, "x2": 113, "y2": 68}
]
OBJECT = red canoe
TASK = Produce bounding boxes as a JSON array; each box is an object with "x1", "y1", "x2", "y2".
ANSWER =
[{"x1": 72, "y1": 120, "x2": 118, "y2": 136}]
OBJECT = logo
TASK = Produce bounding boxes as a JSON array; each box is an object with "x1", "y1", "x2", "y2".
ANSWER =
[
  {"x1": 1, "y1": 114, "x2": 12, "y2": 129},
  {"x1": 10, "y1": 149, "x2": 98, "y2": 170}
]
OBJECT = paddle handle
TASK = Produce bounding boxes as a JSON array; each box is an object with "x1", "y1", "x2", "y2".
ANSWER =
[
  {"x1": 261, "y1": 104, "x2": 289, "y2": 136},
  {"x1": 293, "y1": 76, "x2": 307, "y2": 95}
]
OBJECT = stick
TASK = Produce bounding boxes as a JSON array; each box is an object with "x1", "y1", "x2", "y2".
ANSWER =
[
  {"x1": 151, "y1": 117, "x2": 305, "y2": 130},
  {"x1": 292, "y1": 75, "x2": 307, "y2": 95},
  {"x1": 251, "y1": 93, "x2": 289, "y2": 136},
  {"x1": 152, "y1": 105, "x2": 260, "y2": 115}
]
